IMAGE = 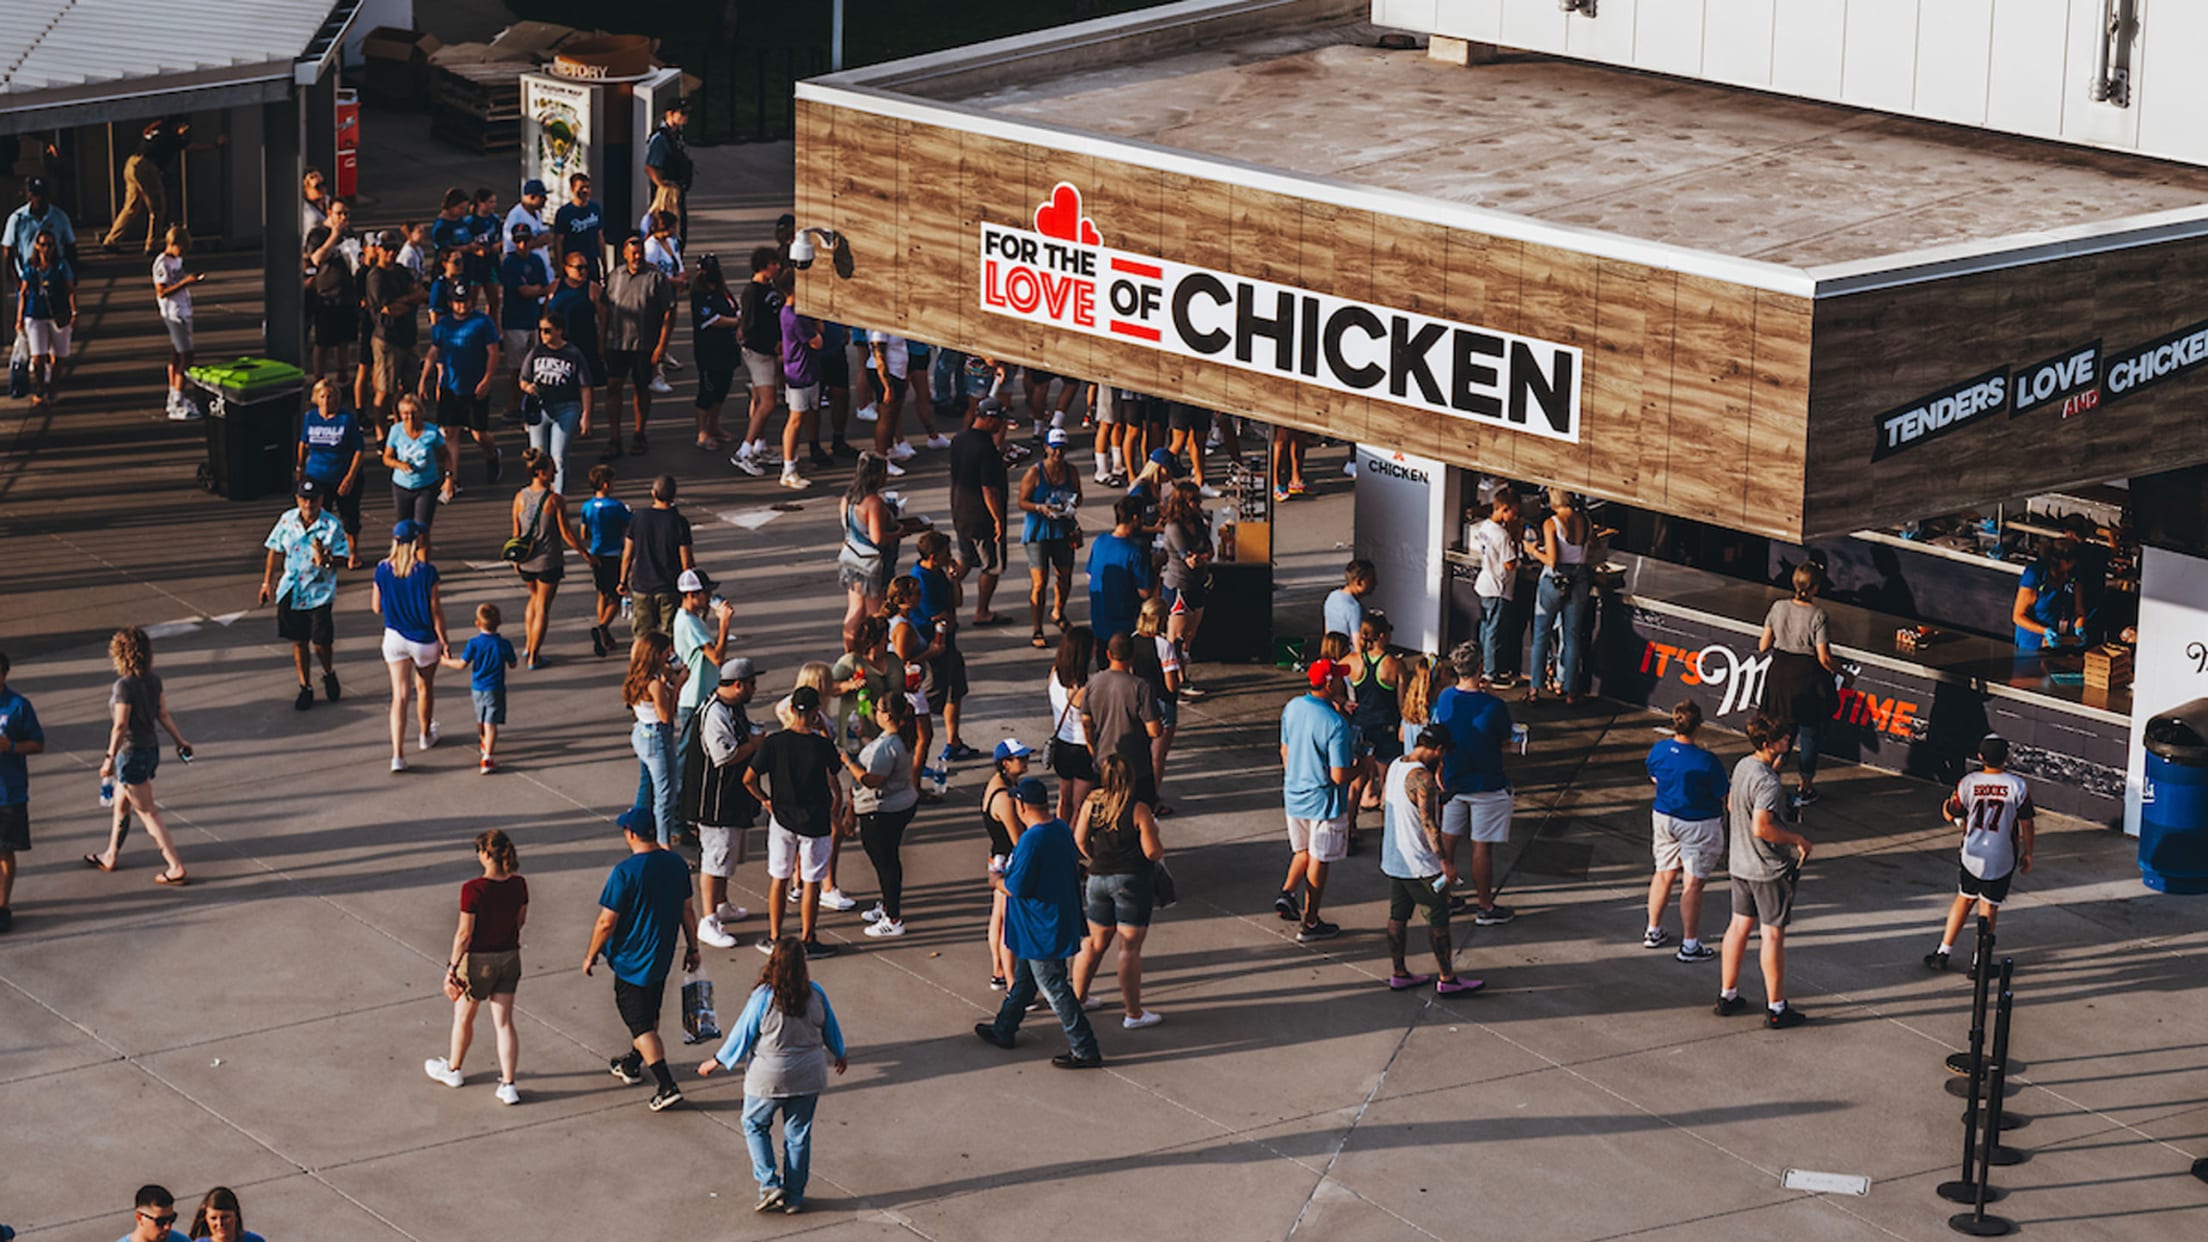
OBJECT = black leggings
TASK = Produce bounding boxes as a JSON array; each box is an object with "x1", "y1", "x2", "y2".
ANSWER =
[
  {"x1": 859, "y1": 806, "x2": 916, "y2": 920},
  {"x1": 311, "y1": 477, "x2": 363, "y2": 539}
]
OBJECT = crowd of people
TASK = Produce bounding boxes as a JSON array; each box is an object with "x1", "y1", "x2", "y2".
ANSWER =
[{"x1": 0, "y1": 127, "x2": 2043, "y2": 1227}]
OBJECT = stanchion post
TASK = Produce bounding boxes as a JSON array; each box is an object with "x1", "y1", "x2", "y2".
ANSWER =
[
  {"x1": 1947, "y1": 917, "x2": 1996, "y2": 1079},
  {"x1": 1949, "y1": 959, "x2": 2019, "y2": 1237}
]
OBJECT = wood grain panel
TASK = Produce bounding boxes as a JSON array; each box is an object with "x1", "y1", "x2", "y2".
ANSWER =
[
  {"x1": 1587, "y1": 259, "x2": 1649, "y2": 504},
  {"x1": 1299, "y1": 200, "x2": 1372, "y2": 446},
  {"x1": 1224, "y1": 184, "x2": 1303, "y2": 423},
  {"x1": 1745, "y1": 291, "x2": 1812, "y2": 535},
  {"x1": 1637, "y1": 268, "x2": 1682, "y2": 506},
  {"x1": 1664, "y1": 274, "x2": 1758, "y2": 526},
  {"x1": 1081, "y1": 163, "x2": 1166, "y2": 395},
  {"x1": 902, "y1": 122, "x2": 967, "y2": 355},
  {"x1": 1517, "y1": 244, "x2": 1600, "y2": 493}
]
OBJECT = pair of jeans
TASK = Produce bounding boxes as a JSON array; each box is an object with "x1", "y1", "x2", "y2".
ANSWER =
[
  {"x1": 858, "y1": 805, "x2": 915, "y2": 920},
  {"x1": 527, "y1": 400, "x2": 583, "y2": 495},
  {"x1": 1795, "y1": 722, "x2": 1821, "y2": 784},
  {"x1": 742, "y1": 1093, "x2": 819, "y2": 1204},
  {"x1": 1477, "y1": 592, "x2": 1520, "y2": 679},
  {"x1": 1529, "y1": 569, "x2": 1593, "y2": 695},
  {"x1": 630, "y1": 719, "x2": 677, "y2": 845},
  {"x1": 991, "y1": 956, "x2": 1099, "y2": 1060}
]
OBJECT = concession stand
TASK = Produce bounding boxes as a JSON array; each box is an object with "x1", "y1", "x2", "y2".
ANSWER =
[{"x1": 788, "y1": 0, "x2": 2208, "y2": 828}]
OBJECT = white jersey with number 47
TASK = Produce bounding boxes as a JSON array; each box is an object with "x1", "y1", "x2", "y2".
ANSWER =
[{"x1": 1950, "y1": 771, "x2": 2033, "y2": 880}]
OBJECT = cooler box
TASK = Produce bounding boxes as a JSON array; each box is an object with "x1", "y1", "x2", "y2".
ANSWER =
[
  {"x1": 189, "y1": 358, "x2": 304, "y2": 502},
  {"x1": 2140, "y1": 697, "x2": 2208, "y2": 894}
]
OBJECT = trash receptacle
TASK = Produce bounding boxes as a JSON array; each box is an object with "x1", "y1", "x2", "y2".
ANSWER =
[
  {"x1": 189, "y1": 358, "x2": 304, "y2": 502},
  {"x1": 2140, "y1": 697, "x2": 2208, "y2": 894}
]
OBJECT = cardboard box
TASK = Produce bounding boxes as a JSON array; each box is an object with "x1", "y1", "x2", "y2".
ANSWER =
[{"x1": 360, "y1": 27, "x2": 443, "y2": 106}]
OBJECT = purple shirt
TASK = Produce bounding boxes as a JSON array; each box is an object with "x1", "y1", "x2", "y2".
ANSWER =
[{"x1": 780, "y1": 303, "x2": 819, "y2": 388}]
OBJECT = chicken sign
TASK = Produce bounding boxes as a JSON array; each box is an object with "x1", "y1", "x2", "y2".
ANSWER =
[{"x1": 978, "y1": 182, "x2": 1585, "y2": 444}]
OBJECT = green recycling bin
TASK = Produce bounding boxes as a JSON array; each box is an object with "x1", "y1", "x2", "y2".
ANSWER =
[{"x1": 189, "y1": 358, "x2": 304, "y2": 501}]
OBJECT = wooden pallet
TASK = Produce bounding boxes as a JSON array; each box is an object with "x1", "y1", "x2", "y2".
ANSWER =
[{"x1": 429, "y1": 108, "x2": 520, "y2": 153}]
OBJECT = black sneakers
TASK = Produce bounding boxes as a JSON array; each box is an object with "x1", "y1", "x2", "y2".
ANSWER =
[
  {"x1": 1051, "y1": 1051, "x2": 1104, "y2": 1070},
  {"x1": 1924, "y1": 950, "x2": 1951, "y2": 971},
  {"x1": 1766, "y1": 1005, "x2": 1809, "y2": 1030},
  {"x1": 608, "y1": 1055, "x2": 645, "y2": 1085},
  {"x1": 294, "y1": 684, "x2": 314, "y2": 711},
  {"x1": 1473, "y1": 904, "x2": 1516, "y2": 926},
  {"x1": 322, "y1": 671, "x2": 341, "y2": 702},
  {"x1": 973, "y1": 1021, "x2": 1014, "y2": 1050},
  {"x1": 1274, "y1": 891, "x2": 1301, "y2": 921},
  {"x1": 1295, "y1": 920, "x2": 1341, "y2": 943},
  {"x1": 802, "y1": 938, "x2": 838, "y2": 960},
  {"x1": 647, "y1": 1083, "x2": 684, "y2": 1111},
  {"x1": 1674, "y1": 943, "x2": 1717, "y2": 963},
  {"x1": 1713, "y1": 995, "x2": 1750, "y2": 1017}
]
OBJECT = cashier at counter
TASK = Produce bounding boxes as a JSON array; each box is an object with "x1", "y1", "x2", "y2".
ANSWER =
[{"x1": 2012, "y1": 541, "x2": 2086, "y2": 650}]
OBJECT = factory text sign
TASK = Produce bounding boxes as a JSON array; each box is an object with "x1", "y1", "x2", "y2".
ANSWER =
[{"x1": 979, "y1": 182, "x2": 1583, "y2": 443}]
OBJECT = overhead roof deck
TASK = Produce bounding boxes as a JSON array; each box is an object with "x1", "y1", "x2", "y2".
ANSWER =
[{"x1": 944, "y1": 32, "x2": 2208, "y2": 277}]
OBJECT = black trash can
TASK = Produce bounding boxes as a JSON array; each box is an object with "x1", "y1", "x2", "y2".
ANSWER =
[
  {"x1": 2141, "y1": 697, "x2": 2208, "y2": 894},
  {"x1": 190, "y1": 359, "x2": 304, "y2": 501}
]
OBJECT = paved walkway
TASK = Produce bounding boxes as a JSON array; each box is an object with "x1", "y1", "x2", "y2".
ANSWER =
[{"x1": 4, "y1": 110, "x2": 2207, "y2": 1242}]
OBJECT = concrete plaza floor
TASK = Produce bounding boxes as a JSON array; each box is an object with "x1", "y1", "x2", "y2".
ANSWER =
[{"x1": 4, "y1": 115, "x2": 2208, "y2": 1242}]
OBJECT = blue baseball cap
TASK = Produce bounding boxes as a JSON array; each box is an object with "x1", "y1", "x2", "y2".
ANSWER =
[
  {"x1": 617, "y1": 808, "x2": 653, "y2": 836},
  {"x1": 1013, "y1": 776, "x2": 1051, "y2": 807},
  {"x1": 993, "y1": 738, "x2": 1033, "y2": 762},
  {"x1": 1147, "y1": 447, "x2": 1181, "y2": 476},
  {"x1": 522, "y1": 178, "x2": 548, "y2": 198},
  {"x1": 392, "y1": 519, "x2": 425, "y2": 542}
]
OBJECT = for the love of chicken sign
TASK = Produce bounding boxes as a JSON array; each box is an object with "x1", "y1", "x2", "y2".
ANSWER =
[{"x1": 978, "y1": 182, "x2": 1583, "y2": 442}]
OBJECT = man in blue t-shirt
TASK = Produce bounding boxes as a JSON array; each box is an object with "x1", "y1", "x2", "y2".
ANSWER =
[
  {"x1": 1084, "y1": 494, "x2": 1153, "y2": 659},
  {"x1": 1277, "y1": 661, "x2": 1357, "y2": 942},
  {"x1": 0, "y1": 650, "x2": 48, "y2": 933},
  {"x1": 552, "y1": 173, "x2": 605, "y2": 281},
  {"x1": 420, "y1": 281, "x2": 503, "y2": 484},
  {"x1": 1431, "y1": 641, "x2": 1516, "y2": 926},
  {"x1": 977, "y1": 778, "x2": 1101, "y2": 1067},
  {"x1": 1644, "y1": 699, "x2": 1731, "y2": 962},
  {"x1": 579, "y1": 465, "x2": 632, "y2": 656},
  {"x1": 584, "y1": 809, "x2": 699, "y2": 1112},
  {"x1": 498, "y1": 223, "x2": 551, "y2": 418}
]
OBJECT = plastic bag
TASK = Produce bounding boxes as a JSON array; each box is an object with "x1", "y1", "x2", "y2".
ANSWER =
[
  {"x1": 8, "y1": 334, "x2": 27, "y2": 401},
  {"x1": 680, "y1": 968, "x2": 720, "y2": 1044}
]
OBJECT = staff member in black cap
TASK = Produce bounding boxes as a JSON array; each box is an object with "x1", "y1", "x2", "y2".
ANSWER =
[
  {"x1": 258, "y1": 479, "x2": 350, "y2": 711},
  {"x1": 102, "y1": 116, "x2": 221, "y2": 254}
]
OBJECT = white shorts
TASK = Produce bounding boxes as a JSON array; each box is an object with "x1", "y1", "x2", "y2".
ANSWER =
[
  {"x1": 1285, "y1": 813, "x2": 1349, "y2": 864},
  {"x1": 501, "y1": 328, "x2": 533, "y2": 360},
  {"x1": 741, "y1": 346, "x2": 780, "y2": 390},
  {"x1": 787, "y1": 382, "x2": 819, "y2": 412},
  {"x1": 1651, "y1": 813, "x2": 1724, "y2": 879},
  {"x1": 766, "y1": 821, "x2": 833, "y2": 883},
  {"x1": 381, "y1": 628, "x2": 442, "y2": 668},
  {"x1": 699, "y1": 824, "x2": 737, "y2": 878},
  {"x1": 1442, "y1": 790, "x2": 1513, "y2": 843},
  {"x1": 163, "y1": 318, "x2": 194, "y2": 353},
  {"x1": 23, "y1": 318, "x2": 69, "y2": 358}
]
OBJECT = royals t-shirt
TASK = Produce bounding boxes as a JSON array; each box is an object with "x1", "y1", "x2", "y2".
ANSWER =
[
  {"x1": 299, "y1": 409, "x2": 363, "y2": 483},
  {"x1": 1646, "y1": 737, "x2": 1729, "y2": 822}
]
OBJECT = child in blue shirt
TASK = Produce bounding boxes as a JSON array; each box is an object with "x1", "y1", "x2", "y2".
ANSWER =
[
  {"x1": 579, "y1": 463, "x2": 633, "y2": 657},
  {"x1": 444, "y1": 602, "x2": 518, "y2": 773}
]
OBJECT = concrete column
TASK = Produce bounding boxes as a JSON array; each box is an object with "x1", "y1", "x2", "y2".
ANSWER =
[{"x1": 263, "y1": 92, "x2": 304, "y2": 367}]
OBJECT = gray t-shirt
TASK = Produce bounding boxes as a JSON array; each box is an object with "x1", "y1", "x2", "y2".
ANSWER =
[
  {"x1": 852, "y1": 731, "x2": 917, "y2": 815},
  {"x1": 1763, "y1": 599, "x2": 1829, "y2": 656},
  {"x1": 1162, "y1": 519, "x2": 1210, "y2": 590},
  {"x1": 1083, "y1": 668, "x2": 1157, "y2": 775},
  {"x1": 1727, "y1": 753, "x2": 1794, "y2": 881},
  {"x1": 603, "y1": 266, "x2": 674, "y2": 352},
  {"x1": 109, "y1": 673, "x2": 162, "y2": 751}
]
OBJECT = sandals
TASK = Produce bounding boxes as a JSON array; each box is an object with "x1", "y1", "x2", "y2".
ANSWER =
[
  {"x1": 1030, "y1": 631, "x2": 1049, "y2": 649},
  {"x1": 82, "y1": 853, "x2": 117, "y2": 872},
  {"x1": 153, "y1": 870, "x2": 190, "y2": 887}
]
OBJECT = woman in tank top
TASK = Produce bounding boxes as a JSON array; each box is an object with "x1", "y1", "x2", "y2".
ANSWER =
[
  {"x1": 1018, "y1": 435, "x2": 1084, "y2": 647},
  {"x1": 621, "y1": 631, "x2": 679, "y2": 845},
  {"x1": 837, "y1": 453, "x2": 911, "y2": 651},
  {"x1": 1526, "y1": 488, "x2": 1596, "y2": 703},
  {"x1": 979, "y1": 741, "x2": 1035, "y2": 990},
  {"x1": 510, "y1": 448, "x2": 585, "y2": 669},
  {"x1": 1068, "y1": 753, "x2": 1166, "y2": 1029},
  {"x1": 1046, "y1": 626, "x2": 1098, "y2": 820}
]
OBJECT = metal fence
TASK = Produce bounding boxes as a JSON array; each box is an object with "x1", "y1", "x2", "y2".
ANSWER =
[{"x1": 685, "y1": 44, "x2": 830, "y2": 145}]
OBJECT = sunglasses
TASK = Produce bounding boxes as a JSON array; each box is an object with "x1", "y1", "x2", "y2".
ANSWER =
[{"x1": 139, "y1": 1211, "x2": 179, "y2": 1228}]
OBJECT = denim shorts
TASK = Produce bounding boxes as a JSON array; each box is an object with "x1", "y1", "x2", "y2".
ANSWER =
[
  {"x1": 117, "y1": 747, "x2": 160, "y2": 787},
  {"x1": 1084, "y1": 869, "x2": 1155, "y2": 928},
  {"x1": 472, "y1": 688, "x2": 507, "y2": 725}
]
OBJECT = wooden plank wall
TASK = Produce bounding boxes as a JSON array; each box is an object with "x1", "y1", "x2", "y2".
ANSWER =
[
  {"x1": 1806, "y1": 232, "x2": 2208, "y2": 538},
  {"x1": 796, "y1": 99, "x2": 1814, "y2": 540}
]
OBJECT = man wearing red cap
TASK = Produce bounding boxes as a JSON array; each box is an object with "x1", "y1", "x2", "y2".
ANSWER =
[{"x1": 1277, "y1": 659, "x2": 1357, "y2": 941}]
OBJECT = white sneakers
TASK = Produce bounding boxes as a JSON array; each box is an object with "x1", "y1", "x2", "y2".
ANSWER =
[
  {"x1": 164, "y1": 390, "x2": 203, "y2": 421},
  {"x1": 495, "y1": 1081, "x2": 520, "y2": 1106},
  {"x1": 923, "y1": 434, "x2": 951, "y2": 450},
  {"x1": 715, "y1": 902, "x2": 750, "y2": 924},
  {"x1": 390, "y1": 755, "x2": 407, "y2": 774},
  {"x1": 700, "y1": 915, "x2": 738, "y2": 949},
  {"x1": 884, "y1": 460, "x2": 907, "y2": 478},
  {"x1": 887, "y1": 441, "x2": 916, "y2": 461},
  {"x1": 819, "y1": 887, "x2": 857, "y2": 912},
  {"x1": 864, "y1": 917, "x2": 905, "y2": 937},
  {"x1": 423, "y1": 1057, "x2": 464, "y2": 1088},
  {"x1": 648, "y1": 374, "x2": 673, "y2": 395},
  {"x1": 855, "y1": 403, "x2": 880, "y2": 423},
  {"x1": 730, "y1": 450, "x2": 765, "y2": 477},
  {"x1": 1123, "y1": 1011, "x2": 1163, "y2": 1030},
  {"x1": 418, "y1": 722, "x2": 440, "y2": 751},
  {"x1": 779, "y1": 468, "x2": 811, "y2": 490}
]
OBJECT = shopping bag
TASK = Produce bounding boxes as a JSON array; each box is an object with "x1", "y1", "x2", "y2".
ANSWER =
[
  {"x1": 8, "y1": 334, "x2": 27, "y2": 400},
  {"x1": 680, "y1": 968, "x2": 720, "y2": 1044}
]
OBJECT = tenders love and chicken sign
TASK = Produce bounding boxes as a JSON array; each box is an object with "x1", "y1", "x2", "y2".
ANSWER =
[{"x1": 979, "y1": 183, "x2": 1585, "y2": 443}]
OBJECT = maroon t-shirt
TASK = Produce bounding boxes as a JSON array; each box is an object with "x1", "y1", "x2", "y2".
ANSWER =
[{"x1": 461, "y1": 875, "x2": 529, "y2": 953}]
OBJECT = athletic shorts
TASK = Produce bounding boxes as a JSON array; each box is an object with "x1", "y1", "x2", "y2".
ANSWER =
[
  {"x1": 787, "y1": 382, "x2": 820, "y2": 412},
  {"x1": 520, "y1": 561, "x2": 564, "y2": 587},
  {"x1": 277, "y1": 594, "x2": 335, "y2": 647},
  {"x1": 742, "y1": 346, "x2": 780, "y2": 389},
  {"x1": 1730, "y1": 872, "x2": 1798, "y2": 929},
  {"x1": 1387, "y1": 874, "x2": 1449, "y2": 927},
  {"x1": 436, "y1": 390, "x2": 491, "y2": 433},
  {"x1": 700, "y1": 824, "x2": 738, "y2": 879},
  {"x1": 1161, "y1": 581, "x2": 1208, "y2": 612},
  {"x1": 0, "y1": 803, "x2": 28, "y2": 851},
  {"x1": 579, "y1": 346, "x2": 608, "y2": 388},
  {"x1": 1168, "y1": 403, "x2": 1211, "y2": 433},
  {"x1": 1050, "y1": 737, "x2": 1097, "y2": 785},
  {"x1": 1959, "y1": 865, "x2": 2014, "y2": 906},
  {"x1": 22, "y1": 318, "x2": 69, "y2": 358},
  {"x1": 382, "y1": 628, "x2": 442, "y2": 668},
  {"x1": 1285, "y1": 813, "x2": 1349, "y2": 864},
  {"x1": 818, "y1": 348, "x2": 850, "y2": 389},
  {"x1": 1094, "y1": 392, "x2": 1123, "y2": 425},
  {"x1": 1024, "y1": 539, "x2": 1074, "y2": 572},
  {"x1": 472, "y1": 688, "x2": 507, "y2": 725},
  {"x1": 164, "y1": 318, "x2": 194, "y2": 354},
  {"x1": 117, "y1": 746, "x2": 160, "y2": 787},
  {"x1": 767, "y1": 822, "x2": 833, "y2": 883},
  {"x1": 1652, "y1": 813, "x2": 1724, "y2": 880},
  {"x1": 603, "y1": 348, "x2": 655, "y2": 389},
  {"x1": 927, "y1": 647, "x2": 969, "y2": 713},
  {"x1": 372, "y1": 338, "x2": 413, "y2": 396},
  {"x1": 957, "y1": 526, "x2": 1005, "y2": 576},
  {"x1": 694, "y1": 365, "x2": 735, "y2": 410},
  {"x1": 591, "y1": 555, "x2": 622, "y2": 598},
  {"x1": 613, "y1": 975, "x2": 667, "y2": 1037},
  {"x1": 1022, "y1": 367, "x2": 1058, "y2": 392},
  {"x1": 462, "y1": 949, "x2": 521, "y2": 999},
  {"x1": 1442, "y1": 790, "x2": 1513, "y2": 842}
]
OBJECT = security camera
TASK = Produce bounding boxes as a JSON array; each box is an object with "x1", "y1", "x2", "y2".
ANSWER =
[
  {"x1": 789, "y1": 227, "x2": 843, "y2": 271},
  {"x1": 789, "y1": 234, "x2": 816, "y2": 269}
]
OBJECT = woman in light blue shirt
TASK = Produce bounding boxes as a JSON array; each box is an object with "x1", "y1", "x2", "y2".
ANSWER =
[
  {"x1": 382, "y1": 393, "x2": 457, "y2": 547},
  {"x1": 699, "y1": 938, "x2": 847, "y2": 1216},
  {"x1": 186, "y1": 1185, "x2": 265, "y2": 1242}
]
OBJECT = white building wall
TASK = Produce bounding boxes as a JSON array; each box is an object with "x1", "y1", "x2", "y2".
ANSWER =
[{"x1": 1375, "y1": 0, "x2": 2207, "y2": 167}]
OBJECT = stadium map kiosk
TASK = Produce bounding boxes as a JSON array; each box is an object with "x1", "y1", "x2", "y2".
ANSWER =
[{"x1": 789, "y1": 0, "x2": 2208, "y2": 831}]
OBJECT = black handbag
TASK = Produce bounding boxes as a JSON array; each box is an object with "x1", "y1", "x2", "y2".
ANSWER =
[{"x1": 1152, "y1": 858, "x2": 1177, "y2": 910}]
